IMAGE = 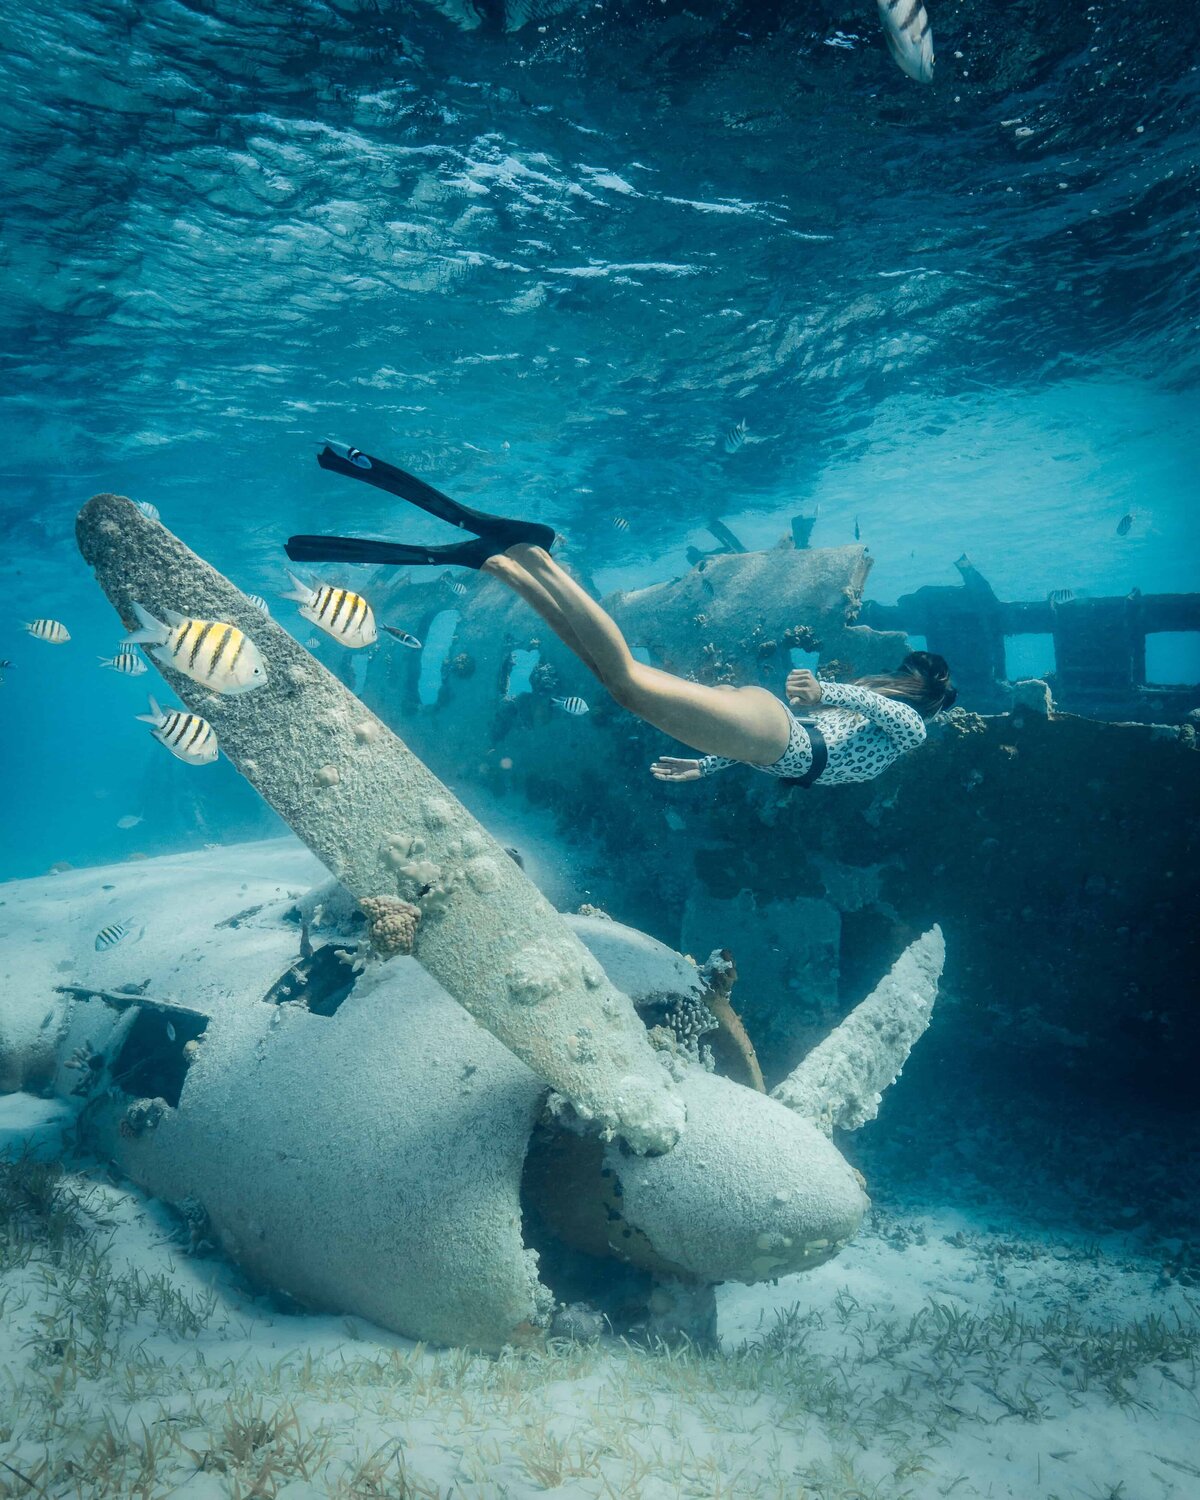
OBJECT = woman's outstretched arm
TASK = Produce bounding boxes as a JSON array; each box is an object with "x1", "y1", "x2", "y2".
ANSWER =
[{"x1": 650, "y1": 754, "x2": 734, "y2": 781}]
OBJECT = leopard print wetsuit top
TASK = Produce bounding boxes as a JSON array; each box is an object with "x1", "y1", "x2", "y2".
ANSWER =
[{"x1": 696, "y1": 681, "x2": 926, "y2": 786}]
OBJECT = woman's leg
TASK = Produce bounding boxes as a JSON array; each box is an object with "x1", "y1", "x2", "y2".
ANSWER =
[
  {"x1": 483, "y1": 552, "x2": 601, "y2": 676},
  {"x1": 492, "y1": 545, "x2": 791, "y2": 764}
]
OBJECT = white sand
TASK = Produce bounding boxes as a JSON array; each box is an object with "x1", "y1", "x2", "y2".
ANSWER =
[
  {"x1": 2, "y1": 1090, "x2": 1196, "y2": 1499},
  {"x1": 1, "y1": 838, "x2": 1197, "y2": 1497}
]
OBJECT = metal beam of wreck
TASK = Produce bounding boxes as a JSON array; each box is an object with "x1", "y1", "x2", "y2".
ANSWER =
[{"x1": 75, "y1": 493, "x2": 685, "y2": 1156}]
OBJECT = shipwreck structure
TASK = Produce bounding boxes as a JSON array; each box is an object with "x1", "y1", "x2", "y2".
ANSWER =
[
  {"x1": 861, "y1": 555, "x2": 1200, "y2": 722},
  {"x1": 0, "y1": 494, "x2": 951, "y2": 1350}
]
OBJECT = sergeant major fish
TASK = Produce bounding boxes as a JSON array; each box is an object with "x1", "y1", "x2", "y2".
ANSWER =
[
  {"x1": 135, "y1": 501, "x2": 161, "y2": 521},
  {"x1": 99, "y1": 651, "x2": 147, "y2": 677},
  {"x1": 136, "y1": 696, "x2": 220, "y2": 765},
  {"x1": 283, "y1": 573, "x2": 377, "y2": 648},
  {"x1": 723, "y1": 418, "x2": 748, "y2": 455},
  {"x1": 95, "y1": 921, "x2": 138, "y2": 953},
  {"x1": 125, "y1": 604, "x2": 267, "y2": 693},
  {"x1": 24, "y1": 619, "x2": 70, "y2": 644},
  {"x1": 876, "y1": 0, "x2": 934, "y2": 84},
  {"x1": 552, "y1": 696, "x2": 589, "y2": 716},
  {"x1": 247, "y1": 594, "x2": 271, "y2": 616},
  {"x1": 1116, "y1": 513, "x2": 1135, "y2": 536}
]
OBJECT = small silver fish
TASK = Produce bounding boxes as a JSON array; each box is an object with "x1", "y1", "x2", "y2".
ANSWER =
[
  {"x1": 282, "y1": 574, "x2": 378, "y2": 649},
  {"x1": 247, "y1": 594, "x2": 271, "y2": 616},
  {"x1": 552, "y1": 695, "x2": 590, "y2": 716},
  {"x1": 125, "y1": 604, "x2": 267, "y2": 693},
  {"x1": 322, "y1": 439, "x2": 372, "y2": 470},
  {"x1": 382, "y1": 626, "x2": 423, "y2": 649},
  {"x1": 136, "y1": 696, "x2": 220, "y2": 766},
  {"x1": 135, "y1": 501, "x2": 161, "y2": 522},
  {"x1": 116, "y1": 815, "x2": 144, "y2": 830},
  {"x1": 440, "y1": 572, "x2": 469, "y2": 598},
  {"x1": 612, "y1": 516, "x2": 631, "y2": 533},
  {"x1": 877, "y1": 0, "x2": 934, "y2": 83},
  {"x1": 1047, "y1": 589, "x2": 1075, "y2": 606},
  {"x1": 24, "y1": 618, "x2": 70, "y2": 644},
  {"x1": 0, "y1": 659, "x2": 12, "y2": 668},
  {"x1": 723, "y1": 419, "x2": 748, "y2": 455},
  {"x1": 1116, "y1": 513, "x2": 1134, "y2": 536},
  {"x1": 305, "y1": 635, "x2": 323, "y2": 650},
  {"x1": 166, "y1": 1021, "x2": 176, "y2": 1042},
  {"x1": 99, "y1": 651, "x2": 148, "y2": 676},
  {"x1": 854, "y1": 516, "x2": 861, "y2": 542},
  {"x1": 95, "y1": 921, "x2": 135, "y2": 953}
]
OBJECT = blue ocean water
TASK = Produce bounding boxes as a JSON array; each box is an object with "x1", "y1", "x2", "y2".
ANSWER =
[
  {"x1": 1, "y1": 0, "x2": 1198, "y2": 877},
  {"x1": 4, "y1": 11, "x2": 1200, "y2": 1494}
]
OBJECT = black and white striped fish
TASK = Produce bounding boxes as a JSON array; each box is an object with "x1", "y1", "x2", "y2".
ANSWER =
[
  {"x1": 612, "y1": 516, "x2": 631, "y2": 533},
  {"x1": 723, "y1": 419, "x2": 748, "y2": 455},
  {"x1": 125, "y1": 604, "x2": 267, "y2": 693},
  {"x1": 24, "y1": 618, "x2": 70, "y2": 644},
  {"x1": 136, "y1": 696, "x2": 220, "y2": 765},
  {"x1": 95, "y1": 921, "x2": 138, "y2": 953},
  {"x1": 135, "y1": 501, "x2": 161, "y2": 521},
  {"x1": 876, "y1": 0, "x2": 934, "y2": 83},
  {"x1": 382, "y1": 626, "x2": 423, "y2": 649},
  {"x1": 282, "y1": 573, "x2": 378, "y2": 648},
  {"x1": 321, "y1": 438, "x2": 372, "y2": 470},
  {"x1": 99, "y1": 650, "x2": 148, "y2": 677},
  {"x1": 1047, "y1": 589, "x2": 1075, "y2": 606},
  {"x1": 247, "y1": 594, "x2": 271, "y2": 616},
  {"x1": 552, "y1": 695, "x2": 590, "y2": 716},
  {"x1": 440, "y1": 572, "x2": 469, "y2": 599}
]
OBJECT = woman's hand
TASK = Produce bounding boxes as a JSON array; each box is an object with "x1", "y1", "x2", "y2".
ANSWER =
[
  {"x1": 786, "y1": 668, "x2": 822, "y2": 707},
  {"x1": 650, "y1": 757, "x2": 702, "y2": 782}
]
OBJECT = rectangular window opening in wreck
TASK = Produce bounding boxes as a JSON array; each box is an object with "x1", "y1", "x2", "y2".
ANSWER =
[
  {"x1": 1004, "y1": 633, "x2": 1056, "y2": 683},
  {"x1": 110, "y1": 1009, "x2": 209, "y2": 1108},
  {"x1": 1144, "y1": 632, "x2": 1200, "y2": 687},
  {"x1": 789, "y1": 646, "x2": 820, "y2": 672},
  {"x1": 262, "y1": 944, "x2": 361, "y2": 1017},
  {"x1": 505, "y1": 647, "x2": 540, "y2": 698},
  {"x1": 418, "y1": 609, "x2": 460, "y2": 706}
]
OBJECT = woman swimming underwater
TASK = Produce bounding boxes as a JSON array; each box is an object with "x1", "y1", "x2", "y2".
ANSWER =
[{"x1": 287, "y1": 443, "x2": 956, "y2": 790}]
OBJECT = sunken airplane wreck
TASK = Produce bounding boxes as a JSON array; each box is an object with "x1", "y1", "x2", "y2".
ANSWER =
[{"x1": 47, "y1": 494, "x2": 945, "y2": 1350}]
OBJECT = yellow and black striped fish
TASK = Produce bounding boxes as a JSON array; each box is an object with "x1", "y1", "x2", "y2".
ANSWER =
[
  {"x1": 282, "y1": 572, "x2": 377, "y2": 648},
  {"x1": 125, "y1": 603, "x2": 267, "y2": 694},
  {"x1": 136, "y1": 696, "x2": 219, "y2": 765},
  {"x1": 24, "y1": 618, "x2": 70, "y2": 644}
]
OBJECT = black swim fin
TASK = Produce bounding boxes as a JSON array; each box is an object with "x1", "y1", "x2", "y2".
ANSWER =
[
  {"x1": 285, "y1": 533, "x2": 501, "y2": 570},
  {"x1": 316, "y1": 441, "x2": 556, "y2": 553}
]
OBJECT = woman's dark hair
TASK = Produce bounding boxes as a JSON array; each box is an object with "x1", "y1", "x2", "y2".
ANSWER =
[{"x1": 854, "y1": 651, "x2": 957, "y2": 718}]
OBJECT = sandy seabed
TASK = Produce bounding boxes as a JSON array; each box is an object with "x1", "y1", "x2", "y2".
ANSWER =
[
  {"x1": 2, "y1": 1088, "x2": 1197, "y2": 1500},
  {"x1": 1, "y1": 832, "x2": 1198, "y2": 1499}
]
